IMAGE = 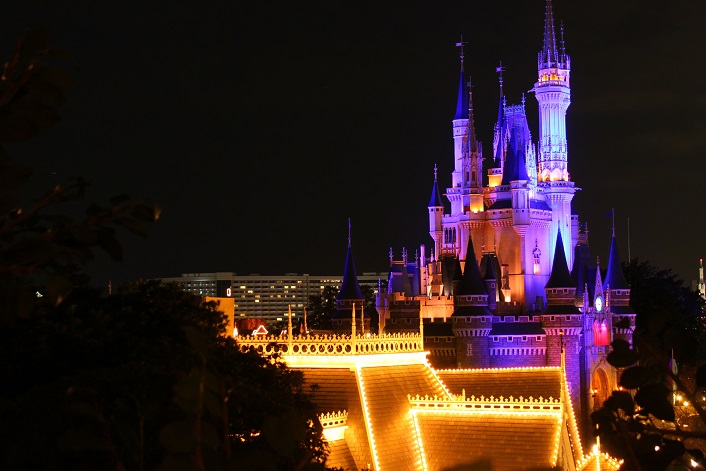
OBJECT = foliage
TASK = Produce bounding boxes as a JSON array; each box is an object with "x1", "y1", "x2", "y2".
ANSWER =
[
  {"x1": 306, "y1": 286, "x2": 338, "y2": 331},
  {"x1": 591, "y1": 259, "x2": 706, "y2": 470},
  {"x1": 0, "y1": 30, "x2": 329, "y2": 471},
  {"x1": 0, "y1": 281, "x2": 328, "y2": 470},
  {"x1": 0, "y1": 29, "x2": 159, "y2": 319},
  {"x1": 625, "y1": 258, "x2": 706, "y2": 364}
]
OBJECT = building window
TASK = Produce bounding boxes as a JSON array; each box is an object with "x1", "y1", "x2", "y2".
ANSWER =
[{"x1": 533, "y1": 239, "x2": 541, "y2": 275}]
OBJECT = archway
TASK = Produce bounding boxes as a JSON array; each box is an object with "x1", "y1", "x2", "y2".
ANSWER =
[{"x1": 591, "y1": 368, "x2": 610, "y2": 410}]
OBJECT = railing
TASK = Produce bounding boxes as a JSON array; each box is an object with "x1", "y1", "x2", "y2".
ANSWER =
[
  {"x1": 236, "y1": 332, "x2": 424, "y2": 356},
  {"x1": 408, "y1": 391, "x2": 562, "y2": 412}
]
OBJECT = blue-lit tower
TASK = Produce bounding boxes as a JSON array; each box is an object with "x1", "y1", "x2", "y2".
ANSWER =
[{"x1": 534, "y1": 0, "x2": 576, "y2": 267}]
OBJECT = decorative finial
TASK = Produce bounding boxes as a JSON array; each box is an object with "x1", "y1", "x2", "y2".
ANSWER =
[
  {"x1": 434, "y1": 164, "x2": 438, "y2": 182},
  {"x1": 348, "y1": 218, "x2": 352, "y2": 247},
  {"x1": 611, "y1": 208, "x2": 615, "y2": 237},
  {"x1": 389, "y1": 247, "x2": 393, "y2": 263},
  {"x1": 455, "y1": 36, "x2": 467, "y2": 71},
  {"x1": 496, "y1": 61, "x2": 505, "y2": 97}
]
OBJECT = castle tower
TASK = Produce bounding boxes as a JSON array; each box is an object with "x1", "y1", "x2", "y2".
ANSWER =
[
  {"x1": 450, "y1": 49, "x2": 470, "y2": 216},
  {"x1": 452, "y1": 234, "x2": 492, "y2": 368},
  {"x1": 428, "y1": 165, "x2": 444, "y2": 261},
  {"x1": 332, "y1": 227, "x2": 369, "y2": 334},
  {"x1": 534, "y1": 0, "x2": 575, "y2": 268},
  {"x1": 603, "y1": 229, "x2": 635, "y2": 346},
  {"x1": 542, "y1": 230, "x2": 582, "y2": 418}
]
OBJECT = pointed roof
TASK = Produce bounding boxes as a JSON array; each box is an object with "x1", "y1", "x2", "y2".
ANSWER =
[
  {"x1": 458, "y1": 234, "x2": 487, "y2": 296},
  {"x1": 336, "y1": 241, "x2": 365, "y2": 301},
  {"x1": 467, "y1": 78, "x2": 479, "y2": 153},
  {"x1": 501, "y1": 132, "x2": 529, "y2": 184},
  {"x1": 453, "y1": 67, "x2": 469, "y2": 120},
  {"x1": 546, "y1": 230, "x2": 575, "y2": 289},
  {"x1": 541, "y1": 0, "x2": 559, "y2": 68},
  {"x1": 603, "y1": 232, "x2": 630, "y2": 290},
  {"x1": 428, "y1": 165, "x2": 444, "y2": 207}
]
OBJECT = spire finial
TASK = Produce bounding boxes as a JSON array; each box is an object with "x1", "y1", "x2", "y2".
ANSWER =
[
  {"x1": 348, "y1": 218, "x2": 352, "y2": 247},
  {"x1": 389, "y1": 247, "x2": 393, "y2": 262},
  {"x1": 496, "y1": 61, "x2": 505, "y2": 98},
  {"x1": 542, "y1": 0, "x2": 559, "y2": 67},
  {"x1": 455, "y1": 36, "x2": 467, "y2": 72},
  {"x1": 611, "y1": 208, "x2": 615, "y2": 237},
  {"x1": 434, "y1": 164, "x2": 438, "y2": 182}
]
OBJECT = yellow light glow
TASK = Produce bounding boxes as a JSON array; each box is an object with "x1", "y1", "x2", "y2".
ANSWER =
[
  {"x1": 322, "y1": 424, "x2": 348, "y2": 442},
  {"x1": 356, "y1": 365, "x2": 381, "y2": 471}
]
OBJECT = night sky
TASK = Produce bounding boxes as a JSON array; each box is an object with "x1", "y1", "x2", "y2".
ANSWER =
[{"x1": 3, "y1": 0, "x2": 705, "y2": 289}]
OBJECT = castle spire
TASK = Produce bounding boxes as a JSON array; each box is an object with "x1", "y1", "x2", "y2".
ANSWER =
[
  {"x1": 454, "y1": 38, "x2": 469, "y2": 120},
  {"x1": 467, "y1": 77, "x2": 478, "y2": 153},
  {"x1": 336, "y1": 222, "x2": 365, "y2": 301},
  {"x1": 459, "y1": 233, "x2": 487, "y2": 296},
  {"x1": 541, "y1": 0, "x2": 559, "y2": 68},
  {"x1": 603, "y1": 230, "x2": 629, "y2": 290},
  {"x1": 428, "y1": 164, "x2": 444, "y2": 207},
  {"x1": 546, "y1": 229, "x2": 575, "y2": 288}
]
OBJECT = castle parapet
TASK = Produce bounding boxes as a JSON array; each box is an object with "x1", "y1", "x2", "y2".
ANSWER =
[{"x1": 236, "y1": 332, "x2": 424, "y2": 356}]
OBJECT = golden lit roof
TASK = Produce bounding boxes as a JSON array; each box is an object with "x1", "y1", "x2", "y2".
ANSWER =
[
  {"x1": 301, "y1": 368, "x2": 373, "y2": 469},
  {"x1": 436, "y1": 367, "x2": 563, "y2": 400},
  {"x1": 358, "y1": 363, "x2": 447, "y2": 471},
  {"x1": 267, "y1": 337, "x2": 585, "y2": 471},
  {"x1": 414, "y1": 412, "x2": 561, "y2": 471},
  {"x1": 576, "y1": 447, "x2": 623, "y2": 471}
]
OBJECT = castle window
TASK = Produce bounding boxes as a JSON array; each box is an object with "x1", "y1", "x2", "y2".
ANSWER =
[
  {"x1": 537, "y1": 336, "x2": 541, "y2": 341},
  {"x1": 522, "y1": 336, "x2": 527, "y2": 341},
  {"x1": 566, "y1": 316, "x2": 570, "y2": 321},
  {"x1": 493, "y1": 337, "x2": 499, "y2": 342},
  {"x1": 550, "y1": 316, "x2": 555, "y2": 321},
  {"x1": 507, "y1": 337, "x2": 512, "y2": 342}
]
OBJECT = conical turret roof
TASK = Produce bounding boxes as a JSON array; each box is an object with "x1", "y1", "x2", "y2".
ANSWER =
[
  {"x1": 428, "y1": 166, "x2": 444, "y2": 207},
  {"x1": 546, "y1": 230, "x2": 575, "y2": 288},
  {"x1": 604, "y1": 232, "x2": 629, "y2": 290},
  {"x1": 336, "y1": 242, "x2": 365, "y2": 300},
  {"x1": 458, "y1": 234, "x2": 487, "y2": 296},
  {"x1": 454, "y1": 68, "x2": 469, "y2": 120}
]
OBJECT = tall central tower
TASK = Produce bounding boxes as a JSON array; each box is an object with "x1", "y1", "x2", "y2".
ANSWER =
[{"x1": 534, "y1": 0, "x2": 575, "y2": 268}]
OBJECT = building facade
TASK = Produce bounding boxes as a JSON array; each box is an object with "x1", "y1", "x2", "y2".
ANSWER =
[{"x1": 159, "y1": 271, "x2": 385, "y2": 321}]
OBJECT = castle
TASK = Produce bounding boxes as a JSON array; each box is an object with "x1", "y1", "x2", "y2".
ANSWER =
[
  {"x1": 238, "y1": 1, "x2": 632, "y2": 469},
  {"x1": 360, "y1": 0, "x2": 633, "y2": 437}
]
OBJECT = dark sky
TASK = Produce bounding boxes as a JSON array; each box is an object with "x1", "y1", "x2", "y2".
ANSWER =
[{"x1": 3, "y1": 0, "x2": 705, "y2": 288}]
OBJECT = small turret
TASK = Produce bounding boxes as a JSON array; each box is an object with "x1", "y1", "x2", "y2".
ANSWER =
[
  {"x1": 603, "y1": 229, "x2": 629, "y2": 291},
  {"x1": 332, "y1": 222, "x2": 368, "y2": 333},
  {"x1": 428, "y1": 165, "x2": 444, "y2": 259},
  {"x1": 544, "y1": 230, "x2": 578, "y2": 311}
]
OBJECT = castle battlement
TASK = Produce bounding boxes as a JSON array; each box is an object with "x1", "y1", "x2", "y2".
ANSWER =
[{"x1": 236, "y1": 332, "x2": 424, "y2": 356}]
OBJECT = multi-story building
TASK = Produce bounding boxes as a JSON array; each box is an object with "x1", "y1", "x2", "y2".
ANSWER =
[{"x1": 158, "y1": 271, "x2": 385, "y2": 321}]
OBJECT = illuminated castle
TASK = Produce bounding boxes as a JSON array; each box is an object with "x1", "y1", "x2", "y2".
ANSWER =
[
  {"x1": 375, "y1": 0, "x2": 635, "y2": 435},
  {"x1": 237, "y1": 1, "x2": 633, "y2": 469}
]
